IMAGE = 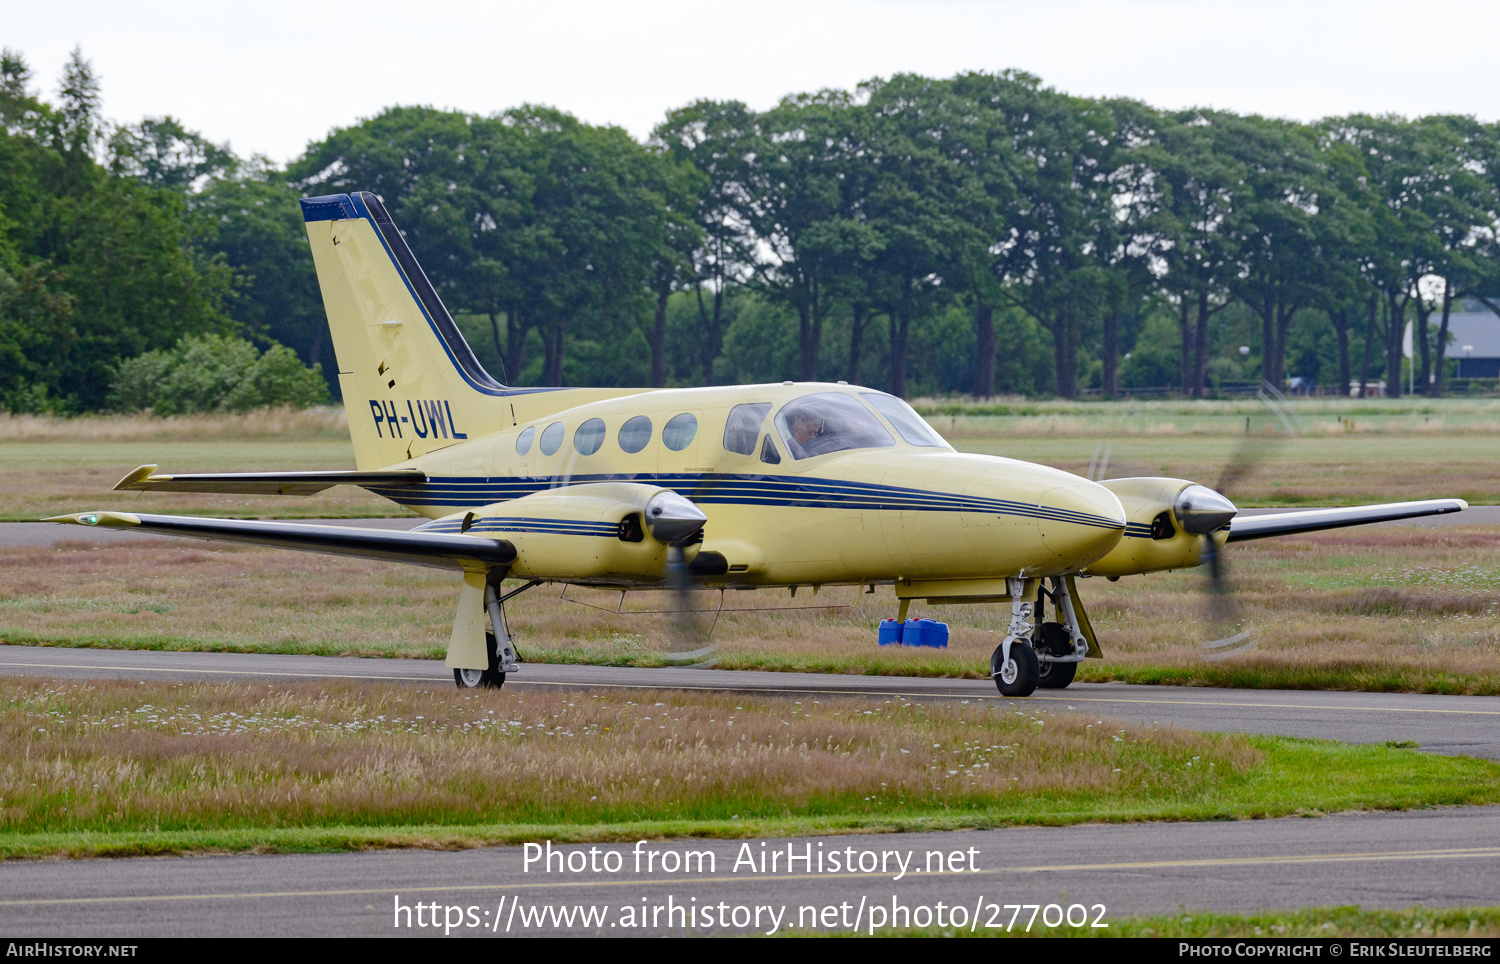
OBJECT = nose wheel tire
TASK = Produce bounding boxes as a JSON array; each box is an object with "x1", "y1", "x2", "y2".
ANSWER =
[
  {"x1": 453, "y1": 631, "x2": 506, "y2": 690},
  {"x1": 1036, "y1": 658, "x2": 1077, "y2": 689},
  {"x1": 992, "y1": 640, "x2": 1039, "y2": 697}
]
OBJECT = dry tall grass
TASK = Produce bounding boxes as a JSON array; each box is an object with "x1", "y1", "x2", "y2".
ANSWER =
[
  {"x1": 0, "y1": 407, "x2": 348, "y2": 442},
  {"x1": 0, "y1": 678, "x2": 1247, "y2": 832}
]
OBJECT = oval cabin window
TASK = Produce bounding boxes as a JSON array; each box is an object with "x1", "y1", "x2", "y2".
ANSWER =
[
  {"x1": 663, "y1": 413, "x2": 698, "y2": 452},
  {"x1": 539, "y1": 422, "x2": 564, "y2": 456},
  {"x1": 574, "y1": 418, "x2": 606, "y2": 456},
  {"x1": 618, "y1": 415, "x2": 652, "y2": 454}
]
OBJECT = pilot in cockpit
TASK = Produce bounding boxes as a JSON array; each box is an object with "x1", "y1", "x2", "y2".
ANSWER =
[{"x1": 789, "y1": 412, "x2": 826, "y2": 448}]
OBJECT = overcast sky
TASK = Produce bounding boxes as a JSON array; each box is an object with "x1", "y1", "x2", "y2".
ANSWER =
[{"x1": 7, "y1": 1, "x2": 1497, "y2": 164}]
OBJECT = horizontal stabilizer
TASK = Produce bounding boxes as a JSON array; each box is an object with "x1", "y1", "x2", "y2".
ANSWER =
[
  {"x1": 1225, "y1": 499, "x2": 1468, "y2": 543},
  {"x1": 44, "y1": 511, "x2": 514, "y2": 572},
  {"x1": 113, "y1": 465, "x2": 426, "y2": 496}
]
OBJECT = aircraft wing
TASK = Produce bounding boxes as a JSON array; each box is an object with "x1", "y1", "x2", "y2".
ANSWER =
[
  {"x1": 1225, "y1": 499, "x2": 1468, "y2": 543},
  {"x1": 113, "y1": 465, "x2": 425, "y2": 496},
  {"x1": 44, "y1": 512, "x2": 514, "y2": 572}
]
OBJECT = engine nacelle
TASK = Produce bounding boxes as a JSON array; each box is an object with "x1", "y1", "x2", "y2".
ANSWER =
[
  {"x1": 1080, "y1": 477, "x2": 1229, "y2": 578},
  {"x1": 423, "y1": 482, "x2": 704, "y2": 586}
]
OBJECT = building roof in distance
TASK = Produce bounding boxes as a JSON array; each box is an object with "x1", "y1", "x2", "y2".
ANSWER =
[{"x1": 1441, "y1": 312, "x2": 1500, "y2": 359}]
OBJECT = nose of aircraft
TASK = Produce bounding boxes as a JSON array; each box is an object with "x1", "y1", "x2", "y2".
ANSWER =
[{"x1": 1037, "y1": 477, "x2": 1127, "y2": 566}]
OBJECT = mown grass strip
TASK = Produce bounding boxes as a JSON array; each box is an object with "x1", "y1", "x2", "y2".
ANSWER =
[{"x1": 1, "y1": 728, "x2": 1496, "y2": 860}]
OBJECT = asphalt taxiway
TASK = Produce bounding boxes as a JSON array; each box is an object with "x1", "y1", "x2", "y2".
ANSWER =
[{"x1": 2, "y1": 809, "x2": 1498, "y2": 936}]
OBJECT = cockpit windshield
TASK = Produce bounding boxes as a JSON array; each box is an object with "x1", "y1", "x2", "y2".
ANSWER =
[
  {"x1": 774, "y1": 392, "x2": 895, "y2": 460},
  {"x1": 860, "y1": 393, "x2": 952, "y2": 449}
]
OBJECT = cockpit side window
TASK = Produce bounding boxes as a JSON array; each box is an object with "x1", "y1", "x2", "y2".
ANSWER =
[
  {"x1": 860, "y1": 393, "x2": 952, "y2": 449},
  {"x1": 723, "y1": 403, "x2": 771, "y2": 456},
  {"x1": 774, "y1": 392, "x2": 895, "y2": 460}
]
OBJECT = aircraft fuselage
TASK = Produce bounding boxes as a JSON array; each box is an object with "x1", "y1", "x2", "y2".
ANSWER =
[{"x1": 373, "y1": 382, "x2": 1129, "y2": 588}]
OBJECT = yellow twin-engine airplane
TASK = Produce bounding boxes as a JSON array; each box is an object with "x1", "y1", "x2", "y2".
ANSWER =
[{"x1": 48, "y1": 192, "x2": 1468, "y2": 696}]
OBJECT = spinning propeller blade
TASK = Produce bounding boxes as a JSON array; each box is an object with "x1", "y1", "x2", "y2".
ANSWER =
[
  {"x1": 643, "y1": 491, "x2": 716, "y2": 664},
  {"x1": 1196, "y1": 382, "x2": 1298, "y2": 659}
]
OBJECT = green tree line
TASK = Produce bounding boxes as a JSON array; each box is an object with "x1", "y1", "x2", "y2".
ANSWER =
[{"x1": 3, "y1": 47, "x2": 1498, "y2": 411}]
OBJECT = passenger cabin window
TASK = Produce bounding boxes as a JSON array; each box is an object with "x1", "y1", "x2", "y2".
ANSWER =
[
  {"x1": 861, "y1": 393, "x2": 952, "y2": 449},
  {"x1": 515, "y1": 426, "x2": 536, "y2": 455},
  {"x1": 539, "y1": 421, "x2": 564, "y2": 456},
  {"x1": 574, "y1": 418, "x2": 605, "y2": 455},
  {"x1": 617, "y1": 415, "x2": 652, "y2": 454},
  {"x1": 774, "y1": 392, "x2": 895, "y2": 460},
  {"x1": 663, "y1": 413, "x2": 697, "y2": 451},
  {"x1": 723, "y1": 403, "x2": 771, "y2": 455}
]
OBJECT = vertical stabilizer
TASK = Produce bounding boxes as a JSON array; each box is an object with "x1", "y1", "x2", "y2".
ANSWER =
[{"x1": 301, "y1": 192, "x2": 508, "y2": 469}]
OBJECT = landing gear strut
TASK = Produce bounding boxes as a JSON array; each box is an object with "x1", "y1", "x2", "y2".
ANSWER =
[
  {"x1": 453, "y1": 579, "x2": 538, "y2": 690},
  {"x1": 1033, "y1": 576, "x2": 1090, "y2": 691},
  {"x1": 991, "y1": 577, "x2": 1039, "y2": 697}
]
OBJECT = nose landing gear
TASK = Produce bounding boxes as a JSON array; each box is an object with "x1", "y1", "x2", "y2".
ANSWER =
[{"x1": 991, "y1": 577, "x2": 1040, "y2": 697}]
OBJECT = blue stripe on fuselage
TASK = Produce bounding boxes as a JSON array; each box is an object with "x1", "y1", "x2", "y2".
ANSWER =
[{"x1": 370, "y1": 472, "x2": 1126, "y2": 531}]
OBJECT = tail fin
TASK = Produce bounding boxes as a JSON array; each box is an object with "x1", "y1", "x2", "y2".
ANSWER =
[{"x1": 301, "y1": 191, "x2": 509, "y2": 469}]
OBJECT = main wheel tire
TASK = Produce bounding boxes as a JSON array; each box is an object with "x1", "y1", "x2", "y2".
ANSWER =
[
  {"x1": 1036, "y1": 658, "x2": 1077, "y2": 689},
  {"x1": 1035, "y1": 622, "x2": 1077, "y2": 689},
  {"x1": 991, "y1": 639, "x2": 1039, "y2": 697},
  {"x1": 453, "y1": 631, "x2": 506, "y2": 689}
]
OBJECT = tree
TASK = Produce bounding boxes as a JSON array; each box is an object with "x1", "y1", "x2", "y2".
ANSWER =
[
  {"x1": 743, "y1": 91, "x2": 863, "y2": 383},
  {"x1": 192, "y1": 164, "x2": 331, "y2": 387},
  {"x1": 856, "y1": 75, "x2": 986, "y2": 397},
  {"x1": 108, "y1": 332, "x2": 329, "y2": 414},
  {"x1": 653, "y1": 101, "x2": 754, "y2": 386},
  {"x1": 109, "y1": 116, "x2": 236, "y2": 192},
  {"x1": 1199, "y1": 113, "x2": 1353, "y2": 390},
  {"x1": 1409, "y1": 116, "x2": 1498, "y2": 395},
  {"x1": 295, "y1": 105, "x2": 676, "y2": 387},
  {"x1": 1147, "y1": 110, "x2": 1245, "y2": 396},
  {"x1": 1324, "y1": 114, "x2": 1450, "y2": 397},
  {"x1": 954, "y1": 74, "x2": 1125, "y2": 398},
  {"x1": 0, "y1": 49, "x2": 235, "y2": 410}
]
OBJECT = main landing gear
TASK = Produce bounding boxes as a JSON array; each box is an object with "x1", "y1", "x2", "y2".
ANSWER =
[
  {"x1": 454, "y1": 580, "x2": 537, "y2": 690},
  {"x1": 453, "y1": 630, "x2": 507, "y2": 690}
]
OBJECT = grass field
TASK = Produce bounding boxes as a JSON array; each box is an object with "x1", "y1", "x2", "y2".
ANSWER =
[
  {"x1": 2, "y1": 398, "x2": 1499, "y2": 520},
  {"x1": 0, "y1": 408, "x2": 390, "y2": 521},
  {"x1": 2, "y1": 676, "x2": 1495, "y2": 859}
]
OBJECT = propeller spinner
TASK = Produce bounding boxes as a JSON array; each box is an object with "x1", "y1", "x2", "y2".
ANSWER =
[{"x1": 1173, "y1": 484, "x2": 1237, "y2": 535}]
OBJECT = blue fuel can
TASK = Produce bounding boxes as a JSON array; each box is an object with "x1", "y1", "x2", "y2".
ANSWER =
[{"x1": 902, "y1": 618, "x2": 949, "y2": 648}]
